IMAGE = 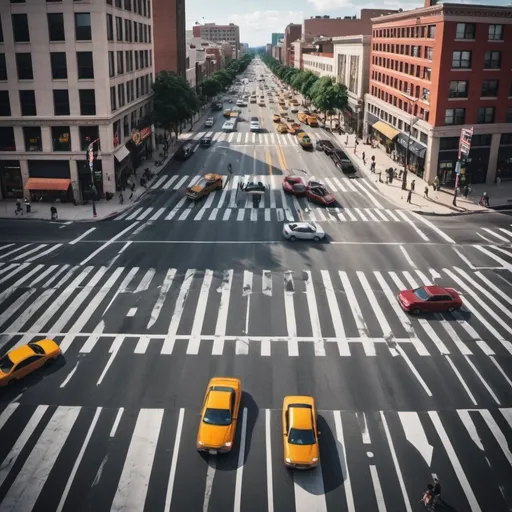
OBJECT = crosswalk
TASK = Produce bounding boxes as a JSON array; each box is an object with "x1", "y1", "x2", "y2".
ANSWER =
[
  {"x1": 476, "y1": 224, "x2": 512, "y2": 247},
  {"x1": 181, "y1": 130, "x2": 325, "y2": 146},
  {"x1": 0, "y1": 402, "x2": 510, "y2": 511},
  {"x1": 115, "y1": 174, "x2": 396, "y2": 223}
]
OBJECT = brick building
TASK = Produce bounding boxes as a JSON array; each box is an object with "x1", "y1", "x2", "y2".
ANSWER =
[
  {"x1": 192, "y1": 23, "x2": 240, "y2": 59},
  {"x1": 153, "y1": 0, "x2": 186, "y2": 77},
  {"x1": 283, "y1": 23, "x2": 301, "y2": 67},
  {"x1": 365, "y1": 1, "x2": 512, "y2": 185}
]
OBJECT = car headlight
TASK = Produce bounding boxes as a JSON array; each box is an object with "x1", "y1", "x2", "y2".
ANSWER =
[
  {"x1": 312, "y1": 458, "x2": 318, "y2": 462},
  {"x1": 285, "y1": 458, "x2": 291, "y2": 463},
  {"x1": 198, "y1": 441, "x2": 204, "y2": 445},
  {"x1": 224, "y1": 442, "x2": 231, "y2": 447}
]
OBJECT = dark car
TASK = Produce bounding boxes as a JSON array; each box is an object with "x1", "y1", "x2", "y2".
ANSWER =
[
  {"x1": 211, "y1": 102, "x2": 223, "y2": 111},
  {"x1": 316, "y1": 139, "x2": 337, "y2": 155},
  {"x1": 330, "y1": 149, "x2": 356, "y2": 174},
  {"x1": 174, "y1": 142, "x2": 195, "y2": 160},
  {"x1": 200, "y1": 136, "x2": 212, "y2": 147}
]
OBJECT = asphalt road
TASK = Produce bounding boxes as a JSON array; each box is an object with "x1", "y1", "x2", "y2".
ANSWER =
[{"x1": 1, "y1": 65, "x2": 512, "y2": 512}]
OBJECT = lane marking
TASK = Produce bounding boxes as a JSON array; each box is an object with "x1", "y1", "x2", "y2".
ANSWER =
[
  {"x1": 399, "y1": 245, "x2": 417, "y2": 268},
  {"x1": 69, "y1": 227, "x2": 96, "y2": 245},
  {"x1": 408, "y1": 211, "x2": 455, "y2": 243},
  {"x1": 233, "y1": 407, "x2": 248, "y2": 512},
  {"x1": 165, "y1": 408, "x2": 185, "y2": 511},
  {"x1": 265, "y1": 410, "x2": 274, "y2": 512},
  {"x1": 110, "y1": 408, "x2": 124, "y2": 437}
]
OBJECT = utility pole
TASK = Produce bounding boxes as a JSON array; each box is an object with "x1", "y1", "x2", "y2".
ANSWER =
[{"x1": 87, "y1": 138, "x2": 100, "y2": 217}]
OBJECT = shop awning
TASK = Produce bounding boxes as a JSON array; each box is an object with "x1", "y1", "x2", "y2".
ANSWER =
[
  {"x1": 366, "y1": 113, "x2": 379, "y2": 126},
  {"x1": 373, "y1": 121, "x2": 400, "y2": 140},
  {"x1": 396, "y1": 133, "x2": 428, "y2": 158},
  {"x1": 25, "y1": 178, "x2": 71, "y2": 191},
  {"x1": 114, "y1": 145, "x2": 130, "y2": 163}
]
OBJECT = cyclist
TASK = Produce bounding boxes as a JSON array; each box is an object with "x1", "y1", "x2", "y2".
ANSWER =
[{"x1": 419, "y1": 484, "x2": 435, "y2": 510}]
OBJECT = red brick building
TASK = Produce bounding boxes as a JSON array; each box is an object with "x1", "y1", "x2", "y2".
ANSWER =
[
  {"x1": 153, "y1": 0, "x2": 186, "y2": 77},
  {"x1": 192, "y1": 23, "x2": 240, "y2": 58},
  {"x1": 283, "y1": 24, "x2": 302, "y2": 67},
  {"x1": 366, "y1": 1, "x2": 512, "y2": 185}
]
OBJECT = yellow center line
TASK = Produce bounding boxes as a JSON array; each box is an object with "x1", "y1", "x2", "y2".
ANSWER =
[
  {"x1": 276, "y1": 144, "x2": 288, "y2": 174},
  {"x1": 266, "y1": 151, "x2": 272, "y2": 176}
]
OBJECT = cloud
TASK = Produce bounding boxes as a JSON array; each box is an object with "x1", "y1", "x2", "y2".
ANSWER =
[{"x1": 306, "y1": 0, "x2": 354, "y2": 10}]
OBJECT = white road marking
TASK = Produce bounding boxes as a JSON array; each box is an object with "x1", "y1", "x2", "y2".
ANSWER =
[
  {"x1": 203, "y1": 457, "x2": 216, "y2": 512},
  {"x1": 234, "y1": 407, "x2": 248, "y2": 512},
  {"x1": 69, "y1": 227, "x2": 96, "y2": 245},
  {"x1": 25, "y1": 244, "x2": 63, "y2": 263},
  {"x1": 1, "y1": 406, "x2": 80, "y2": 512},
  {"x1": 212, "y1": 270, "x2": 233, "y2": 355},
  {"x1": 284, "y1": 270, "x2": 298, "y2": 356},
  {"x1": 110, "y1": 408, "x2": 124, "y2": 437},
  {"x1": 112, "y1": 409, "x2": 163, "y2": 512},
  {"x1": 165, "y1": 408, "x2": 185, "y2": 511},
  {"x1": 293, "y1": 461, "x2": 327, "y2": 512},
  {"x1": 408, "y1": 211, "x2": 455, "y2": 243},
  {"x1": 464, "y1": 355, "x2": 500, "y2": 404},
  {"x1": 187, "y1": 270, "x2": 213, "y2": 354},
  {"x1": 396, "y1": 211, "x2": 429, "y2": 241},
  {"x1": 333, "y1": 411, "x2": 355, "y2": 511},
  {"x1": 398, "y1": 412, "x2": 433, "y2": 466},
  {"x1": 96, "y1": 335, "x2": 125, "y2": 385},
  {"x1": 265, "y1": 410, "x2": 274, "y2": 512},
  {"x1": 0, "y1": 402, "x2": 19, "y2": 431},
  {"x1": 59, "y1": 362, "x2": 79, "y2": 388},
  {"x1": 399, "y1": 246, "x2": 417, "y2": 268},
  {"x1": 304, "y1": 270, "x2": 325, "y2": 356},
  {"x1": 147, "y1": 268, "x2": 176, "y2": 329}
]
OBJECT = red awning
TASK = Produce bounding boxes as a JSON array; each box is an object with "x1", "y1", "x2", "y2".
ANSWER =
[{"x1": 25, "y1": 178, "x2": 71, "y2": 191}]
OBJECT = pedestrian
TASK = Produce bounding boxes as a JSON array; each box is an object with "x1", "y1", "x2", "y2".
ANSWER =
[
  {"x1": 371, "y1": 155, "x2": 375, "y2": 166},
  {"x1": 433, "y1": 176, "x2": 439, "y2": 191},
  {"x1": 119, "y1": 192, "x2": 124, "y2": 204},
  {"x1": 411, "y1": 179, "x2": 416, "y2": 192},
  {"x1": 463, "y1": 185, "x2": 469, "y2": 198},
  {"x1": 362, "y1": 151, "x2": 366, "y2": 164},
  {"x1": 407, "y1": 190, "x2": 412, "y2": 203},
  {"x1": 24, "y1": 198, "x2": 31, "y2": 214},
  {"x1": 15, "y1": 198, "x2": 22, "y2": 216},
  {"x1": 50, "y1": 205, "x2": 58, "y2": 220},
  {"x1": 424, "y1": 186, "x2": 429, "y2": 199},
  {"x1": 370, "y1": 161, "x2": 376, "y2": 173}
]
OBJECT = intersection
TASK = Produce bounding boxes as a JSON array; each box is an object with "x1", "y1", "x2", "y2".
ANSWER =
[{"x1": 1, "y1": 75, "x2": 512, "y2": 512}]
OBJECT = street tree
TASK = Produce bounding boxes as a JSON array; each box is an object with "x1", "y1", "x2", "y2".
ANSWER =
[{"x1": 200, "y1": 78, "x2": 222, "y2": 100}]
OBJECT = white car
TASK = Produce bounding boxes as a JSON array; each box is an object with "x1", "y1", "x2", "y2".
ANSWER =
[
  {"x1": 283, "y1": 222, "x2": 325, "y2": 242},
  {"x1": 236, "y1": 99, "x2": 244, "y2": 106},
  {"x1": 250, "y1": 119, "x2": 260, "y2": 132},
  {"x1": 222, "y1": 121, "x2": 235, "y2": 132},
  {"x1": 204, "y1": 117, "x2": 214, "y2": 127}
]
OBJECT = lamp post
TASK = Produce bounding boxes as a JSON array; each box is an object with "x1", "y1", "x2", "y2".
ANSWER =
[
  {"x1": 401, "y1": 92, "x2": 420, "y2": 190},
  {"x1": 87, "y1": 138, "x2": 99, "y2": 217}
]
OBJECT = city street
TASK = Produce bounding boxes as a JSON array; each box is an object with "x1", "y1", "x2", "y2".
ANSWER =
[{"x1": 1, "y1": 75, "x2": 512, "y2": 512}]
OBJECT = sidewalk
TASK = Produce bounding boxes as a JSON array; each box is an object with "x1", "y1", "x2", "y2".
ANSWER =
[
  {"x1": 330, "y1": 131, "x2": 510, "y2": 215},
  {"x1": 0, "y1": 106, "x2": 213, "y2": 222}
]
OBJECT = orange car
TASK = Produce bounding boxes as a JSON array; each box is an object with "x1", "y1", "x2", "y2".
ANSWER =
[
  {"x1": 0, "y1": 339, "x2": 61, "y2": 386},
  {"x1": 282, "y1": 395, "x2": 320, "y2": 469},
  {"x1": 197, "y1": 377, "x2": 242, "y2": 454}
]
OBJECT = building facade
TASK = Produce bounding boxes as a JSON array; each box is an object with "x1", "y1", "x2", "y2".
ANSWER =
[
  {"x1": 153, "y1": 0, "x2": 186, "y2": 77},
  {"x1": 283, "y1": 23, "x2": 302, "y2": 67},
  {"x1": 0, "y1": 0, "x2": 154, "y2": 203},
  {"x1": 333, "y1": 35, "x2": 371, "y2": 135},
  {"x1": 192, "y1": 23, "x2": 240, "y2": 59},
  {"x1": 271, "y1": 33, "x2": 284, "y2": 46},
  {"x1": 366, "y1": 2, "x2": 512, "y2": 185}
]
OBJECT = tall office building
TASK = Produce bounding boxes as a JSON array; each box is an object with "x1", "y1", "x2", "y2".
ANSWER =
[
  {"x1": 0, "y1": 0, "x2": 154, "y2": 202},
  {"x1": 271, "y1": 32, "x2": 284, "y2": 46},
  {"x1": 192, "y1": 23, "x2": 240, "y2": 58},
  {"x1": 153, "y1": 0, "x2": 186, "y2": 77}
]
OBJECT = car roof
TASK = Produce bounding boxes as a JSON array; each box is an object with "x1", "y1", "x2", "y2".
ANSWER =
[
  {"x1": 424, "y1": 285, "x2": 449, "y2": 295},
  {"x1": 7, "y1": 344, "x2": 35, "y2": 364},
  {"x1": 289, "y1": 404, "x2": 313, "y2": 429},
  {"x1": 207, "y1": 389, "x2": 231, "y2": 409}
]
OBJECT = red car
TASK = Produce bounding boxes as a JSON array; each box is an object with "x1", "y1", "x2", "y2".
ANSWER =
[
  {"x1": 306, "y1": 180, "x2": 336, "y2": 206},
  {"x1": 398, "y1": 285, "x2": 462, "y2": 315},
  {"x1": 282, "y1": 176, "x2": 307, "y2": 196}
]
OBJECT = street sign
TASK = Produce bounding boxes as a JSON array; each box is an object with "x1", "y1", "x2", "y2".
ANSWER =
[{"x1": 458, "y1": 127, "x2": 473, "y2": 160}]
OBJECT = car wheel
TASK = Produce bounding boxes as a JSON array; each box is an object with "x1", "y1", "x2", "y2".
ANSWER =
[
  {"x1": 447, "y1": 306, "x2": 455, "y2": 313},
  {"x1": 412, "y1": 308, "x2": 421, "y2": 316},
  {"x1": 289, "y1": 236, "x2": 296, "y2": 242},
  {"x1": 313, "y1": 236, "x2": 320, "y2": 241}
]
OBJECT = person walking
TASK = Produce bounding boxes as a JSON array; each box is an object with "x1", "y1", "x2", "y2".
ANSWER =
[
  {"x1": 50, "y1": 205, "x2": 58, "y2": 220},
  {"x1": 411, "y1": 179, "x2": 416, "y2": 192},
  {"x1": 362, "y1": 151, "x2": 366, "y2": 164},
  {"x1": 424, "y1": 186, "x2": 429, "y2": 199},
  {"x1": 407, "y1": 189, "x2": 412, "y2": 203},
  {"x1": 15, "y1": 199, "x2": 22, "y2": 216}
]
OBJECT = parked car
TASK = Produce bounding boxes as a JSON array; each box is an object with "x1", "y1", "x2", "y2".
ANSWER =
[
  {"x1": 330, "y1": 149, "x2": 356, "y2": 174},
  {"x1": 282, "y1": 176, "x2": 306, "y2": 196},
  {"x1": 316, "y1": 139, "x2": 337, "y2": 155},
  {"x1": 283, "y1": 222, "x2": 325, "y2": 242},
  {"x1": 306, "y1": 180, "x2": 336, "y2": 206},
  {"x1": 211, "y1": 102, "x2": 223, "y2": 111},
  {"x1": 174, "y1": 142, "x2": 195, "y2": 160},
  {"x1": 398, "y1": 285, "x2": 463, "y2": 315},
  {"x1": 204, "y1": 117, "x2": 215, "y2": 128},
  {"x1": 200, "y1": 135, "x2": 212, "y2": 147}
]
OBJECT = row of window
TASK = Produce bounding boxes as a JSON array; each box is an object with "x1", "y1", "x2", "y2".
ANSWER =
[
  {"x1": 0, "y1": 89, "x2": 96, "y2": 116},
  {"x1": 371, "y1": 73, "x2": 430, "y2": 103},
  {"x1": 452, "y1": 50, "x2": 502, "y2": 70},
  {"x1": 373, "y1": 24, "x2": 437, "y2": 40},
  {"x1": 107, "y1": 14, "x2": 151, "y2": 44},
  {"x1": 369, "y1": 86, "x2": 430, "y2": 122},
  {"x1": 449, "y1": 79, "x2": 512, "y2": 99},
  {"x1": 443, "y1": 107, "x2": 512, "y2": 125},
  {"x1": 373, "y1": 43, "x2": 434, "y2": 61},
  {"x1": 108, "y1": 49, "x2": 151, "y2": 77},
  {"x1": 110, "y1": 73, "x2": 151, "y2": 112},
  {"x1": 453, "y1": 23, "x2": 504, "y2": 41},
  {"x1": 107, "y1": 0, "x2": 151, "y2": 18}
]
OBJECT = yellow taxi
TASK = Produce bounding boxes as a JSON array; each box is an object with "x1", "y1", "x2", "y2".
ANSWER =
[
  {"x1": 306, "y1": 114, "x2": 319, "y2": 127},
  {"x1": 223, "y1": 109, "x2": 231, "y2": 118},
  {"x1": 297, "y1": 111, "x2": 310, "y2": 123},
  {"x1": 0, "y1": 339, "x2": 61, "y2": 387},
  {"x1": 297, "y1": 132, "x2": 313, "y2": 149},
  {"x1": 197, "y1": 377, "x2": 242, "y2": 454},
  {"x1": 277, "y1": 123, "x2": 288, "y2": 134},
  {"x1": 186, "y1": 173, "x2": 223, "y2": 200},
  {"x1": 287, "y1": 122, "x2": 302, "y2": 135},
  {"x1": 272, "y1": 114, "x2": 281, "y2": 123},
  {"x1": 282, "y1": 395, "x2": 319, "y2": 469}
]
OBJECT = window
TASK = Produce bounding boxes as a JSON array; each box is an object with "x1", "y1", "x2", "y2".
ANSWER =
[
  {"x1": 506, "y1": 108, "x2": 512, "y2": 123},
  {"x1": 123, "y1": 115, "x2": 129, "y2": 138},
  {"x1": 77, "y1": 52, "x2": 94, "y2": 79},
  {"x1": 0, "y1": 127, "x2": 16, "y2": 151},
  {"x1": 455, "y1": 23, "x2": 475, "y2": 40},
  {"x1": 115, "y1": 0, "x2": 121, "y2": 6},
  {"x1": 0, "y1": 54, "x2": 7, "y2": 81},
  {"x1": 109, "y1": 51, "x2": 115, "y2": 77},
  {"x1": 510, "y1": 81, "x2": 512, "y2": 98},
  {"x1": 116, "y1": 17, "x2": 123, "y2": 41},
  {"x1": 23, "y1": 127, "x2": 42, "y2": 151},
  {"x1": 425, "y1": 47, "x2": 433, "y2": 60},
  {"x1": 75, "y1": 13, "x2": 91, "y2": 41},
  {"x1": 53, "y1": 89, "x2": 70, "y2": 115},
  {"x1": 148, "y1": 25, "x2": 151, "y2": 43},
  {"x1": 79, "y1": 125, "x2": 99, "y2": 151},
  {"x1": 134, "y1": 21, "x2": 138, "y2": 42},
  {"x1": 117, "y1": 51, "x2": 124, "y2": 74},
  {"x1": 445, "y1": 108, "x2": 466, "y2": 125},
  {"x1": 125, "y1": 19, "x2": 131, "y2": 42},
  {"x1": 135, "y1": 51, "x2": 139, "y2": 70},
  {"x1": 477, "y1": 106, "x2": 495, "y2": 124},
  {"x1": 110, "y1": 86, "x2": 117, "y2": 111},
  {"x1": 139, "y1": 23, "x2": 143, "y2": 41},
  {"x1": 52, "y1": 126, "x2": 71, "y2": 151},
  {"x1": 118, "y1": 83, "x2": 125, "y2": 107},
  {"x1": 16, "y1": 53, "x2": 33, "y2": 80},
  {"x1": 124, "y1": 0, "x2": 131, "y2": 10},
  {"x1": 0, "y1": 16, "x2": 3, "y2": 43},
  {"x1": 19, "y1": 90, "x2": 36, "y2": 115},
  {"x1": 488, "y1": 24, "x2": 503, "y2": 41},
  {"x1": 12, "y1": 14, "x2": 30, "y2": 43},
  {"x1": 107, "y1": 14, "x2": 113, "y2": 41},
  {"x1": 452, "y1": 50, "x2": 471, "y2": 69},
  {"x1": 47, "y1": 13, "x2": 65, "y2": 42},
  {"x1": 79, "y1": 89, "x2": 96, "y2": 115},
  {"x1": 481, "y1": 79, "x2": 499, "y2": 97},
  {"x1": 50, "y1": 52, "x2": 67, "y2": 79},
  {"x1": 448, "y1": 80, "x2": 468, "y2": 98},
  {"x1": 0, "y1": 91, "x2": 10, "y2": 116},
  {"x1": 471, "y1": 134, "x2": 491, "y2": 146},
  {"x1": 106, "y1": 0, "x2": 112, "y2": 4},
  {"x1": 484, "y1": 51, "x2": 501, "y2": 69},
  {"x1": 125, "y1": 50, "x2": 132, "y2": 72}
]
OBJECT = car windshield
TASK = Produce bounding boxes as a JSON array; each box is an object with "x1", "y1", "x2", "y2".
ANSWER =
[
  {"x1": 302, "y1": 136, "x2": 311, "y2": 142},
  {"x1": 0, "y1": 355, "x2": 14, "y2": 372},
  {"x1": 203, "y1": 408, "x2": 232, "y2": 426},
  {"x1": 288, "y1": 428, "x2": 316, "y2": 445},
  {"x1": 413, "y1": 288, "x2": 431, "y2": 301},
  {"x1": 28, "y1": 343, "x2": 45, "y2": 355},
  {"x1": 194, "y1": 178, "x2": 209, "y2": 188}
]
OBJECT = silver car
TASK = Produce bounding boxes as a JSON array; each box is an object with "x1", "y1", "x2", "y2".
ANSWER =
[{"x1": 283, "y1": 222, "x2": 325, "y2": 242}]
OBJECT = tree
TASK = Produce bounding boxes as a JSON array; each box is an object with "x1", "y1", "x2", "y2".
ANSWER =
[
  {"x1": 200, "y1": 78, "x2": 222, "y2": 100},
  {"x1": 300, "y1": 72, "x2": 319, "y2": 107}
]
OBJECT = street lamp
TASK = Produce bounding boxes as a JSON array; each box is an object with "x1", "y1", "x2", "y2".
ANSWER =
[
  {"x1": 87, "y1": 139, "x2": 100, "y2": 217},
  {"x1": 401, "y1": 93, "x2": 420, "y2": 190}
]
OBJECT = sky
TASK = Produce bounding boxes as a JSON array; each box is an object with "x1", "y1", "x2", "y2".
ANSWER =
[{"x1": 185, "y1": 0, "x2": 511, "y2": 47}]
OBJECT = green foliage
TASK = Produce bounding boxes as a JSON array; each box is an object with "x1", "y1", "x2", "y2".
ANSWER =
[{"x1": 200, "y1": 78, "x2": 222, "y2": 99}]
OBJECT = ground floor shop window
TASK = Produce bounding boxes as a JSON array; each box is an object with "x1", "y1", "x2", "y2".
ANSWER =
[
  {"x1": 0, "y1": 160, "x2": 23, "y2": 199},
  {"x1": 77, "y1": 160, "x2": 103, "y2": 201}
]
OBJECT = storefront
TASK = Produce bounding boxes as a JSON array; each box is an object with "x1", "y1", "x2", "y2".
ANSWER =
[
  {"x1": 126, "y1": 126, "x2": 153, "y2": 171},
  {"x1": 371, "y1": 120, "x2": 400, "y2": 154},
  {"x1": 497, "y1": 133, "x2": 512, "y2": 181},
  {"x1": 395, "y1": 132, "x2": 427, "y2": 179},
  {"x1": 77, "y1": 160, "x2": 103, "y2": 201},
  {"x1": 25, "y1": 160, "x2": 73, "y2": 202},
  {"x1": 0, "y1": 160, "x2": 23, "y2": 199},
  {"x1": 114, "y1": 145, "x2": 132, "y2": 192}
]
